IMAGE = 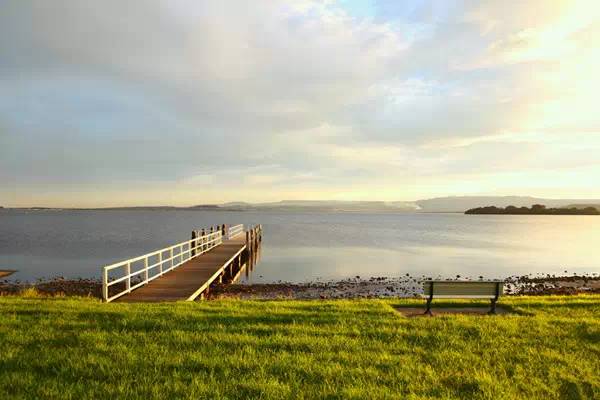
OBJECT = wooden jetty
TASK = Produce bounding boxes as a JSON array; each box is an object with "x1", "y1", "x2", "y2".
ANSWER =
[{"x1": 102, "y1": 224, "x2": 262, "y2": 303}]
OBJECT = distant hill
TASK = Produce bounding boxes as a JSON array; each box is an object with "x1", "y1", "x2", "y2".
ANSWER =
[
  {"x1": 217, "y1": 200, "x2": 419, "y2": 212},
  {"x1": 221, "y1": 202, "x2": 252, "y2": 208},
  {"x1": 189, "y1": 204, "x2": 220, "y2": 209},
  {"x1": 3, "y1": 201, "x2": 418, "y2": 213},
  {"x1": 465, "y1": 204, "x2": 599, "y2": 215},
  {"x1": 213, "y1": 198, "x2": 600, "y2": 213},
  {"x1": 562, "y1": 204, "x2": 600, "y2": 210},
  {"x1": 415, "y1": 196, "x2": 600, "y2": 213},
  {"x1": 6, "y1": 196, "x2": 600, "y2": 213}
]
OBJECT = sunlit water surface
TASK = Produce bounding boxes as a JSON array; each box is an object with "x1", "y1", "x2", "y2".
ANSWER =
[{"x1": 1, "y1": 210, "x2": 599, "y2": 282}]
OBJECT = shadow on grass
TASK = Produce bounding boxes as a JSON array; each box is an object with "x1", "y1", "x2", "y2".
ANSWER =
[{"x1": 390, "y1": 301, "x2": 532, "y2": 317}]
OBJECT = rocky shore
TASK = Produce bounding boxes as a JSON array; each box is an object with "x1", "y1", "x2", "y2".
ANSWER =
[
  {"x1": 0, "y1": 277, "x2": 109, "y2": 298},
  {"x1": 209, "y1": 273, "x2": 600, "y2": 299},
  {"x1": 2, "y1": 273, "x2": 598, "y2": 299}
]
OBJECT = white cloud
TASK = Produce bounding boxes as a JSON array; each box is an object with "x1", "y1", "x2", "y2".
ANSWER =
[{"x1": 1, "y1": 0, "x2": 599, "y2": 206}]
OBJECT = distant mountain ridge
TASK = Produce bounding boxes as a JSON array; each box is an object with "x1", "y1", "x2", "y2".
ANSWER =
[
  {"x1": 5, "y1": 196, "x2": 600, "y2": 213},
  {"x1": 216, "y1": 200, "x2": 419, "y2": 212},
  {"x1": 414, "y1": 196, "x2": 600, "y2": 212},
  {"x1": 220, "y1": 197, "x2": 600, "y2": 213}
]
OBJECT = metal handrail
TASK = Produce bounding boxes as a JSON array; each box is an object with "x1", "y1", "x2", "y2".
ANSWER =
[
  {"x1": 102, "y1": 230, "x2": 223, "y2": 302},
  {"x1": 228, "y1": 224, "x2": 244, "y2": 239}
]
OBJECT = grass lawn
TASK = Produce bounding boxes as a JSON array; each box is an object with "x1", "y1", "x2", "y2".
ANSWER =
[{"x1": 0, "y1": 295, "x2": 599, "y2": 399}]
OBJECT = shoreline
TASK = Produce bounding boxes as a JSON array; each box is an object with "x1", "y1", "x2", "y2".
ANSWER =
[{"x1": 2, "y1": 273, "x2": 599, "y2": 299}]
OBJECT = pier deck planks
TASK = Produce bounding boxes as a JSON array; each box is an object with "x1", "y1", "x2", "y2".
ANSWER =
[{"x1": 117, "y1": 236, "x2": 247, "y2": 302}]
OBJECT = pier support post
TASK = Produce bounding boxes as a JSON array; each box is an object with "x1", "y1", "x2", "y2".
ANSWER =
[
  {"x1": 228, "y1": 261, "x2": 234, "y2": 280},
  {"x1": 246, "y1": 230, "x2": 252, "y2": 262}
]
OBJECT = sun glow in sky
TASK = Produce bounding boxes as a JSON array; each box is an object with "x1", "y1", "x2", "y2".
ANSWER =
[{"x1": 1, "y1": 0, "x2": 599, "y2": 207}]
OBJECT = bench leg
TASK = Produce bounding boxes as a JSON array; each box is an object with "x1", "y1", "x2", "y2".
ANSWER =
[
  {"x1": 488, "y1": 299, "x2": 497, "y2": 315},
  {"x1": 424, "y1": 298, "x2": 433, "y2": 316}
]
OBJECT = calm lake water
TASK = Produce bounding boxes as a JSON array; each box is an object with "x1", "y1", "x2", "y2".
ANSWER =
[{"x1": 1, "y1": 209, "x2": 599, "y2": 282}]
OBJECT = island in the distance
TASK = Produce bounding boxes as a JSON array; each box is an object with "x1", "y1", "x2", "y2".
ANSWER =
[{"x1": 465, "y1": 204, "x2": 600, "y2": 215}]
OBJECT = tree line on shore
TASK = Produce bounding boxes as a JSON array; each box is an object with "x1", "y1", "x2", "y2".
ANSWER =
[{"x1": 465, "y1": 204, "x2": 600, "y2": 215}]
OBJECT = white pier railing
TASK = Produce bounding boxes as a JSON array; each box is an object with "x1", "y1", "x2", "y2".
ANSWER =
[
  {"x1": 228, "y1": 224, "x2": 244, "y2": 239},
  {"x1": 102, "y1": 230, "x2": 223, "y2": 302}
]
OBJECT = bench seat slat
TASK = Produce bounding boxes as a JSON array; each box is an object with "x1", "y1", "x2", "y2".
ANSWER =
[
  {"x1": 419, "y1": 294, "x2": 499, "y2": 299},
  {"x1": 423, "y1": 282, "x2": 503, "y2": 297}
]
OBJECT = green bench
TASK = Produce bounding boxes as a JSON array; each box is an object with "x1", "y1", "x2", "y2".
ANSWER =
[{"x1": 421, "y1": 280, "x2": 504, "y2": 315}]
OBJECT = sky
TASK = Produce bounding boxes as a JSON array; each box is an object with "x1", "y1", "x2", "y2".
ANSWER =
[{"x1": 1, "y1": 0, "x2": 599, "y2": 207}]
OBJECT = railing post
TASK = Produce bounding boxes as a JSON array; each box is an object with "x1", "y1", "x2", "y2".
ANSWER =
[
  {"x1": 126, "y1": 262, "x2": 131, "y2": 292},
  {"x1": 158, "y1": 251, "x2": 163, "y2": 275},
  {"x1": 200, "y1": 229, "x2": 205, "y2": 252},
  {"x1": 191, "y1": 230, "x2": 197, "y2": 257},
  {"x1": 170, "y1": 248, "x2": 174, "y2": 270},
  {"x1": 144, "y1": 258, "x2": 149, "y2": 283},
  {"x1": 102, "y1": 268, "x2": 108, "y2": 302},
  {"x1": 197, "y1": 230, "x2": 200, "y2": 253}
]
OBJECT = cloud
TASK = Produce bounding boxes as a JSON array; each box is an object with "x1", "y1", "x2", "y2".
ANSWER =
[{"x1": 1, "y1": 0, "x2": 599, "y2": 206}]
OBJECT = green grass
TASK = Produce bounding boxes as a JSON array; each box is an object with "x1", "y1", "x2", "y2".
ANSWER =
[{"x1": 0, "y1": 296, "x2": 599, "y2": 399}]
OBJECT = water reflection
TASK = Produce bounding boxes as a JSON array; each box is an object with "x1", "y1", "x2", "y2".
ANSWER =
[
  {"x1": 242, "y1": 242, "x2": 262, "y2": 281},
  {"x1": 1, "y1": 210, "x2": 599, "y2": 282}
]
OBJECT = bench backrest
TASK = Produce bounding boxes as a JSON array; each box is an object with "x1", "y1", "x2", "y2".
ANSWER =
[{"x1": 423, "y1": 281, "x2": 503, "y2": 298}]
